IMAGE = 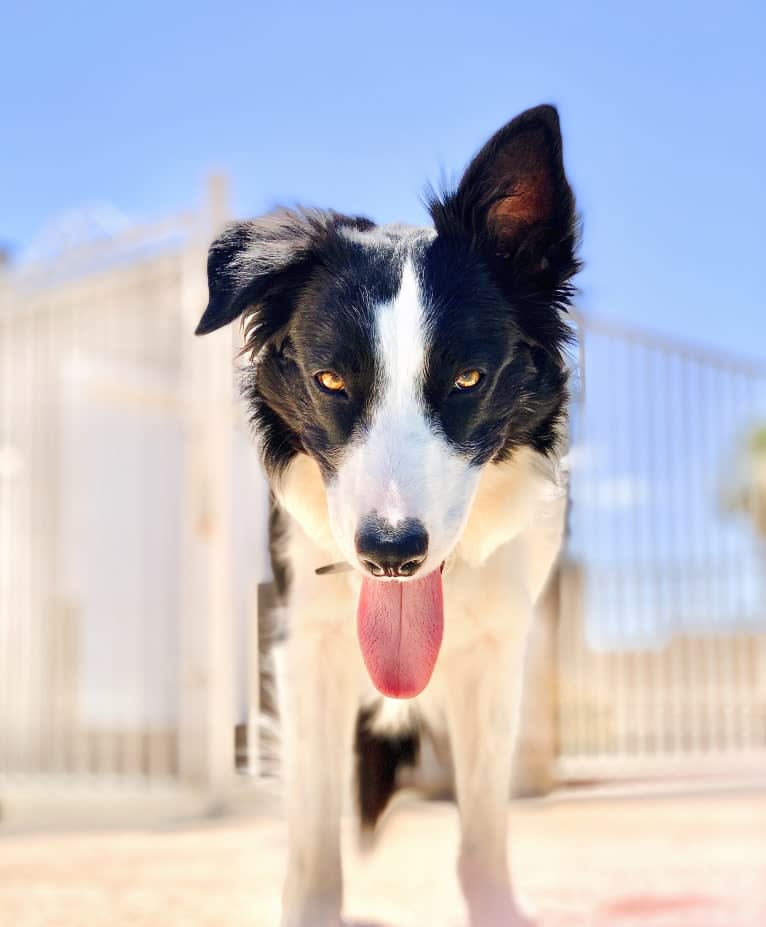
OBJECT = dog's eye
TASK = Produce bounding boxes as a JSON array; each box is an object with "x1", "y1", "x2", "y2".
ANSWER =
[
  {"x1": 454, "y1": 369, "x2": 483, "y2": 390},
  {"x1": 316, "y1": 370, "x2": 347, "y2": 394}
]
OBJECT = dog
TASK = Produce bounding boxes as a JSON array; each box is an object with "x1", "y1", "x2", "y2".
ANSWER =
[{"x1": 195, "y1": 104, "x2": 579, "y2": 927}]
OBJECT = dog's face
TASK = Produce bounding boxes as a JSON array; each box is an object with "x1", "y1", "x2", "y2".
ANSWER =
[{"x1": 196, "y1": 105, "x2": 578, "y2": 580}]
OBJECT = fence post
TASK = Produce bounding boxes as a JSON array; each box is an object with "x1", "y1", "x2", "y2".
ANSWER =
[{"x1": 177, "y1": 175, "x2": 236, "y2": 803}]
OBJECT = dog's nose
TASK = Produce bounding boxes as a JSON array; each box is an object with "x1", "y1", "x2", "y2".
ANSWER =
[{"x1": 355, "y1": 515, "x2": 428, "y2": 578}]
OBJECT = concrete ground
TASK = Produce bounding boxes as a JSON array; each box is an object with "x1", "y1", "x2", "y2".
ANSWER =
[{"x1": 0, "y1": 789, "x2": 765, "y2": 927}]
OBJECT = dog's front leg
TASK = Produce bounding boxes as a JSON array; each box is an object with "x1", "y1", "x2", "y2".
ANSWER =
[
  {"x1": 280, "y1": 624, "x2": 360, "y2": 927},
  {"x1": 444, "y1": 611, "x2": 535, "y2": 927}
]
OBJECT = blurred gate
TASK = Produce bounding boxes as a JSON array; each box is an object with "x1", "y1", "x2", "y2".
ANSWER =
[
  {"x1": 5, "y1": 187, "x2": 765, "y2": 796},
  {"x1": 557, "y1": 314, "x2": 766, "y2": 780},
  {"x1": 0, "y1": 178, "x2": 269, "y2": 791}
]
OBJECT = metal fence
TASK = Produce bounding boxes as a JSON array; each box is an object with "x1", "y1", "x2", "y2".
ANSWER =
[
  {"x1": 556, "y1": 313, "x2": 766, "y2": 780},
  {"x1": 2, "y1": 189, "x2": 765, "y2": 797},
  {"x1": 0, "y1": 178, "x2": 270, "y2": 793}
]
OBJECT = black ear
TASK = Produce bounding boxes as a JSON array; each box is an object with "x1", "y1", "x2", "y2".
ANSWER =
[
  {"x1": 195, "y1": 210, "x2": 321, "y2": 339},
  {"x1": 430, "y1": 104, "x2": 578, "y2": 290}
]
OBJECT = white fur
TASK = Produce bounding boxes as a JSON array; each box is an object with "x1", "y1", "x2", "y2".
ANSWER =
[
  {"x1": 326, "y1": 260, "x2": 481, "y2": 576},
  {"x1": 277, "y1": 443, "x2": 566, "y2": 927}
]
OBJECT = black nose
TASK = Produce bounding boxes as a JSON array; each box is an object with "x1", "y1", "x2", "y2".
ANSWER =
[{"x1": 355, "y1": 515, "x2": 429, "y2": 578}]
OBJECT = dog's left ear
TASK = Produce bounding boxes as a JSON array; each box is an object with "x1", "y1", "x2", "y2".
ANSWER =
[
  {"x1": 432, "y1": 104, "x2": 578, "y2": 291},
  {"x1": 195, "y1": 211, "x2": 320, "y2": 340},
  {"x1": 195, "y1": 209, "x2": 377, "y2": 347}
]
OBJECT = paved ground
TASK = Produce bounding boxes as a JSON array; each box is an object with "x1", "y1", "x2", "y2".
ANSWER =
[{"x1": 1, "y1": 790, "x2": 765, "y2": 926}]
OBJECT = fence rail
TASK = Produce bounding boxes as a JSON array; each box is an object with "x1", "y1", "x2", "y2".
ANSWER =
[
  {"x1": 0, "y1": 177, "x2": 271, "y2": 793},
  {"x1": 557, "y1": 313, "x2": 766, "y2": 780},
  {"x1": 1, "y1": 191, "x2": 764, "y2": 797}
]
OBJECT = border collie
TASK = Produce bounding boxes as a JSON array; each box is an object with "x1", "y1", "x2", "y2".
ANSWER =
[{"x1": 196, "y1": 104, "x2": 579, "y2": 927}]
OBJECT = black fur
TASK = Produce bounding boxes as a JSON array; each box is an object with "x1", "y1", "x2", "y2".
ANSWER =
[
  {"x1": 355, "y1": 708, "x2": 419, "y2": 832},
  {"x1": 424, "y1": 104, "x2": 579, "y2": 462},
  {"x1": 419, "y1": 235, "x2": 571, "y2": 465},
  {"x1": 268, "y1": 493, "x2": 291, "y2": 606},
  {"x1": 231, "y1": 217, "x2": 405, "y2": 480}
]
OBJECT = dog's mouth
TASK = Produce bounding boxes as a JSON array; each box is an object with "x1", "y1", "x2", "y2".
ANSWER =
[{"x1": 316, "y1": 560, "x2": 445, "y2": 699}]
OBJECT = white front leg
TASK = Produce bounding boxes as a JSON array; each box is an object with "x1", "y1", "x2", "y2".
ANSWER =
[
  {"x1": 279, "y1": 622, "x2": 361, "y2": 927},
  {"x1": 443, "y1": 608, "x2": 535, "y2": 927}
]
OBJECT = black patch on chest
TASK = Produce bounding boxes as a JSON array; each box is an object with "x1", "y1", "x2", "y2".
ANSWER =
[{"x1": 355, "y1": 707, "x2": 419, "y2": 833}]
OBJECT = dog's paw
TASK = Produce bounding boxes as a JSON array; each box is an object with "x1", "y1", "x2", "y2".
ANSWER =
[
  {"x1": 459, "y1": 857, "x2": 537, "y2": 927},
  {"x1": 282, "y1": 917, "x2": 342, "y2": 927},
  {"x1": 502, "y1": 909, "x2": 536, "y2": 927},
  {"x1": 282, "y1": 918, "x2": 383, "y2": 927},
  {"x1": 462, "y1": 879, "x2": 537, "y2": 927},
  {"x1": 469, "y1": 910, "x2": 536, "y2": 927},
  {"x1": 281, "y1": 900, "x2": 342, "y2": 927}
]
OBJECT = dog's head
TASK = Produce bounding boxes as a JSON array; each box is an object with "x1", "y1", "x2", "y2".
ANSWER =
[{"x1": 196, "y1": 106, "x2": 578, "y2": 584}]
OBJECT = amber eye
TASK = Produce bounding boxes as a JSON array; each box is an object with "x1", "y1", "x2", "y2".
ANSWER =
[
  {"x1": 454, "y1": 369, "x2": 483, "y2": 390},
  {"x1": 316, "y1": 370, "x2": 346, "y2": 393}
]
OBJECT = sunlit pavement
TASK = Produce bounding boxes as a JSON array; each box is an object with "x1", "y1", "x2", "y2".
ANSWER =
[{"x1": 0, "y1": 791, "x2": 764, "y2": 926}]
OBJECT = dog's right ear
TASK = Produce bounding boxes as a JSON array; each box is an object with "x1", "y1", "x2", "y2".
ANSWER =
[
  {"x1": 195, "y1": 210, "x2": 321, "y2": 342},
  {"x1": 429, "y1": 105, "x2": 578, "y2": 299}
]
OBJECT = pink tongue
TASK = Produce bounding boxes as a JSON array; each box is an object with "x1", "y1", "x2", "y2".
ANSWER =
[{"x1": 357, "y1": 570, "x2": 444, "y2": 699}]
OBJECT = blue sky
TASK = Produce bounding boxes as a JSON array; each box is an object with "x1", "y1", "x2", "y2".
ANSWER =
[{"x1": 2, "y1": 1, "x2": 764, "y2": 359}]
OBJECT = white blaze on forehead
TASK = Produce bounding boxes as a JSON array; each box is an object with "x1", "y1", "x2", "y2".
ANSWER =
[
  {"x1": 326, "y1": 253, "x2": 480, "y2": 573},
  {"x1": 376, "y1": 259, "x2": 429, "y2": 414},
  {"x1": 329, "y1": 259, "x2": 431, "y2": 531},
  {"x1": 367, "y1": 259, "x2": 432, "y2": 525}
]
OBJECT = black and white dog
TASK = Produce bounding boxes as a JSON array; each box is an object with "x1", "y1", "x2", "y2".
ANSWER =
[{"x1": 196, "y1": 105, "x2": 579, "y2": 927}]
